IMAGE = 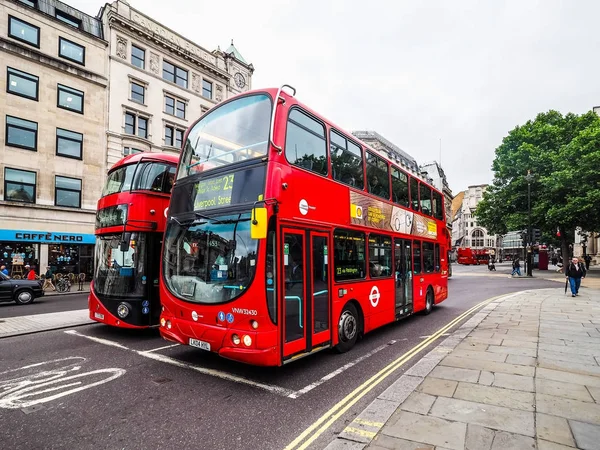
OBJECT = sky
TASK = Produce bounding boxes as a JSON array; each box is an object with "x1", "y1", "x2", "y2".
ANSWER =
[{"x1": 68, "y1": 0, "x2": 600, "y2": 193}]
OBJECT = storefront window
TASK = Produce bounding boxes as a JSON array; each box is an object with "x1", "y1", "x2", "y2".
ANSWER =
[
  {"x1": 48, "y1": 244, "x2": 94, "y2": 279},
  {"x1": 0, "y1": 242, "x2": 39, "y2": 278}
]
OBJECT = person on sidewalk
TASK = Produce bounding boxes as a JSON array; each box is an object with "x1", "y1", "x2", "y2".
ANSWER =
[
  {"x1": 511, "y1": 257, "x2": 521, "y2": 276},
  {"x1": 0, "y1": 265, "x2": 8, "y2": 276},
  {"x1": 566, "y1": 257, "x2": 586, "y2": 297},
  {"x1": 42, "y1": 266, "x2": 56, "y2": 291},
  {"x1": 25, "y1": 264, "x2": 37, "y2": 280},
  {"x1": 584, "y1": 254, "x2": 592, "y2": 270}
]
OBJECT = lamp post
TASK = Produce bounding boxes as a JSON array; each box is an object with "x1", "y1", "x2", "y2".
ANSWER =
[{"x1": 525, "y1": 170, "x2": 534, "y2": 277}]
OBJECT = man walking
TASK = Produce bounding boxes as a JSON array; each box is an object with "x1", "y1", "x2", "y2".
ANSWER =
[
  {"x1": 511, "y1": 257, "x2": 521, "y2": 277},
  {"x1": 566, "y1": 257, "x2": 586, "y2": 297}
]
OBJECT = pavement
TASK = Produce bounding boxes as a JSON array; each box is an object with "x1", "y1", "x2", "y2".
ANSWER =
[
  {"x1": 43, "y1": 281, "x2": 91, "y2": 296},
  {"x1": 325, "y1": 285, "x2": 600, "y2": 450}
]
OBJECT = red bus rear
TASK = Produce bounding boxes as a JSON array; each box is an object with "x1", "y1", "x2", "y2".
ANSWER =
[
  {"x1": 89, "y1": 152, "x2": 178, "y2": 328},
  {"x1": 159, "y1": 86, "x2": 449, "y2": 365}
]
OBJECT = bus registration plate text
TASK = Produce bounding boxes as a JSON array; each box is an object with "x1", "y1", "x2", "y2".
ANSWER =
[{"x1": 189, "y1": 338, "x2": 211, "y2": 351}]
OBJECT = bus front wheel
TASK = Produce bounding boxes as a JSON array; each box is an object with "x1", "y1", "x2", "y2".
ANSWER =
[{"x1": 335, "y1": 303, "x2": 358, "y2": 353}]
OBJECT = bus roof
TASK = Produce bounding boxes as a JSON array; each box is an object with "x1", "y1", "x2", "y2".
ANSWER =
[
  {"x1": 205, "y1": 87, "x2": 442, "y2": 196},
  {"x1": 109, "y1": 152, "x2": 180, "y2": 172}
]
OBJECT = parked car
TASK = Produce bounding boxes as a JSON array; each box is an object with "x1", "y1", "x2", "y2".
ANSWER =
[{"x1": 0, "y1": 272, "x2": 44, "y2": 305}]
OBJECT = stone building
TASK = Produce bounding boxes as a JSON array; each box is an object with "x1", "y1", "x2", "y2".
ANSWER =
[
  {"x1": 351, "y1": 130, "x2": 420, "y2": 177},
  {"x1": 99, "y1": 0, "x2": 253, "y2": 167},
  {"x1": 0, "y1": 0, "x2": 108, "y2": 278}
]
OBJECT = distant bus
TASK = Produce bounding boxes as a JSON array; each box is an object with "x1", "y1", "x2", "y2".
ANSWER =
[
  {"x1": 89, "y1": 152, "x2": 178, "y2": 328},
  {"x1": 158, "y1": 86, "x2": 450, "y2": 366}
]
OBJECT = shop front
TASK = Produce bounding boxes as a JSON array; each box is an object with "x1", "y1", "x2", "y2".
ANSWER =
[{"x1": 0, "y1": 229, "x2": 95, "y2": 280}]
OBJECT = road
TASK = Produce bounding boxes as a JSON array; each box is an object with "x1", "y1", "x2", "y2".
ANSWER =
[
  {"x1": 0, "y1": 292, "x2": 88, "y2": 318},
  {"x1": 1, "y1": 267, "x2": 559, "y2": 450}
]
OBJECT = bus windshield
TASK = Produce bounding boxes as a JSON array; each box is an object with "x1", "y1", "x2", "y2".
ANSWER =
[
  {"x1": 162, "y1": 213, "x2": 257, "y2": 304},
  {"x1": 94, "y1": 233, "x2": 146, "y2": 297},
  {"x1": 102, "y1": 162, "x2": 175, "y2": 196},
  {"x1": 178, "y1": 94, "x2": 272, "y2": 179}
]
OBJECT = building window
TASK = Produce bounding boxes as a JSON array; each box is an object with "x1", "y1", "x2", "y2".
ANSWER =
[
  {"x1": 58, "y1": 37, "x2": 85, "y2": 65},
  {"x1": 6, "y1": 115, "x2": 37, "y2": 150},
  {"x1": 55, "y1": 10, "x2": 80, "y2": 28},
  {"x1": 8, "y1": 16, "x2": 40, "y2": 47},
  {"x1": 472, "y1": 229, "x2": 484, "y2": 248},
  {"x1": 7, "y1": 67, "x2": 39, "y2": 101},
  {"x1": 124, "y1": 112, "x2": 149, "y2": 139},
  {"x1": 19, "y1": 0, "x2": 37, "y2": 7},
  {"x1": 165, "y1": 125, "x2": 184, "y2": 148},
  {"x1": 164, "y1": 95, "x2": 186, "y2": 119},
  {"x1": 202, "y1": 79, "x2": 212, "y2": 99},
  {"x1": 130, "y1": 82, "x2": 145, "y2": 104},
  {"x1": 131, "y1": 45, "x2": 145, "y2": 69},
  {"x1": 123, "y1": 147, "x2": 142, "y2": 156},
  {"x1": 55, "y1": 176, "x2": 82, "y2": 208},
  {"x1": 56, "y1": 128, "x2": 83, "y2": 159},
  {"x1": 162, "y1": 61, "x2": 188, "y2": 88},
  {"x1": 57, "y1": 84, "x2": 84, "y2": 114},
  {"x1": 4, "y1": 168, "x2": 36, "y2": 203}
]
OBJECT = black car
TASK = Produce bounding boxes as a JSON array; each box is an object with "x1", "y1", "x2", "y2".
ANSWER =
[{"x1": 0, "y1": 272, "x2": 45, "y2": 305}]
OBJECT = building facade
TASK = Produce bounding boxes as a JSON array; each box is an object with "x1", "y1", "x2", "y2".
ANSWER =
[
  {"x1": 451, "y1": 185, "x2": 500, "y2": 258},
  {"x1": 351, "y1": 130, "x2": 421, "y2": 177},
  {"x1": 0, "y1": 0, "x2": 108, "y2": 278},
  {"x1": 99, "y1": 0, "x2": 253, "y2": 167}
]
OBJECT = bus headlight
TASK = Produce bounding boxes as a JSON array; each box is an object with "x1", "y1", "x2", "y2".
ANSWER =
[
  {"x1": 243, "y1": 335, "x2": 252, "y2": 347},
  {"x1": 117, "y1": 302, "x2": 131, "y2": 319},
  {"x1": 160, "y1": 318, "x2": 166, "y2": 327},
  {"x1": 232, "y1": 334, "x2": 241, "y2": 345},
  {"x1": 251, "y1": 320, "x2": 259, "y2": 329}
]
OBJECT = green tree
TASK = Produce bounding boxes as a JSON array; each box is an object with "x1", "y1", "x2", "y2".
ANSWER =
[{"x1": 476, "y1": 110, "x2": 600, "y2": 260}]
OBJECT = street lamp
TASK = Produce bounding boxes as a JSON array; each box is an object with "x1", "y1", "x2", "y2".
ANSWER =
[{"x1": 525, "y1": 170, "x2": 534, "y2": 277}]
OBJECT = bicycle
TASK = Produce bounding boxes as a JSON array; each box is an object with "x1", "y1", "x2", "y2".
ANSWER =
[{"x1": 55, "y1": 276, "x2": 71, "y2": 293}]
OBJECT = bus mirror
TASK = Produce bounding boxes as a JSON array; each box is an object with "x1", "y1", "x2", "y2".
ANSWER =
[
  {"x1": 120, "y1": 232, "x2": 132, "y2": 252},
  {"x1": 251, "y1": 207, "x2": 268, "y2": 239}
]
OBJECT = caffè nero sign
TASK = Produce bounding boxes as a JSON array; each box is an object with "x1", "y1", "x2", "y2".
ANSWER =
[{"x1": 131, "y1": 12, "x2": 216, "y2": 65}]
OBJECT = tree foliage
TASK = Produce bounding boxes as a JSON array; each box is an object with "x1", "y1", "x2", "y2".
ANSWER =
[{"x1": 475, "y1": 110, "x2": 600, "y2": 257}]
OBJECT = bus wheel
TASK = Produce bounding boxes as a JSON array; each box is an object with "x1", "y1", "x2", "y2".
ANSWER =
[
  {"x1": 423, "y1": 288, "x2": 434, "y2": 315},
  {"x1": 335, "y1": 303, "x2": 358, "y2": 353}
]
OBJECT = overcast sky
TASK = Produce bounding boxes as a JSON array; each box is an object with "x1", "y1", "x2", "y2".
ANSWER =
[{"x1": 69, "y1": 0, "x2": 600, "y2": 193}]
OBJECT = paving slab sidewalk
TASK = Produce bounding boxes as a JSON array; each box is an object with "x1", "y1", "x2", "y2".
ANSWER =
[
  {"x1": 0, "y1": 309, "x2": 92, "y2": 338},
  {"x1": 325, "y1": 287, "x2": 600, "y2": 450}
]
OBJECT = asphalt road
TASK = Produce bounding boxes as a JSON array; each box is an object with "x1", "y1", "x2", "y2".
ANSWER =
[
  {"x1": 1, "y1": 266, "x2": 559, "y2": 450},
  {"x1": 0, "y1": 292, "x2": 89, "y2": 318}
]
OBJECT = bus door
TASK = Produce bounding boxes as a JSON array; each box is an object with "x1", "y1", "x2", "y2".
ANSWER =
[
  {"x1": 394, "y1": 238, "x2": 413, "y2": 317},
  {"x1": 281, "y1": 228, "x2": 331, "y2": 360}
]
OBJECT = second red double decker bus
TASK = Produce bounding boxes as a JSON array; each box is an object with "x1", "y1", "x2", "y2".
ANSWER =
[
  {"x1": 89, "y1": 152, "x2": 178, "y2": 328},
  {"x1": 159, "y1": 86, "x2": 450, "y2": 365}
]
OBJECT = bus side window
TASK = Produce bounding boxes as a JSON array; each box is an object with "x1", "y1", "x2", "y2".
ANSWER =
[
  {"x1": 434, "y1": 243, "x2": 440, "y2": 273},
  {"x1": 433, "y1": 191, "x2": 444, "y2": 221},
  {"x1": 410, "y1": 177, "x2": 419, "y2": 211},
  {"x1": 285, "y1": 109, "x2": 328, "y2": 176},
  {"x1": 413, "y1": 240, "x2": 422, "y2": 274},
  {"x1": 420, "y1": 184, "x2": 432, "y2": 216},
  {"x1": 391, "y1": 166, "x2": 409, "y2": 208},
  {"x1": 423, "y1": 241, "x2": 434, "y2": 273},
  {"x1": 366, "y1": 152, "x2": 390, "y2": 199},
  {"x1": 368, "y1": 234, "x2": 392, "y2": 278},
  {"x1": 333, "y1": 229, "x2": 366, "y2": 281},
  {"x1": 330, "y1": 130, "x2": 364, "y2": 189}
]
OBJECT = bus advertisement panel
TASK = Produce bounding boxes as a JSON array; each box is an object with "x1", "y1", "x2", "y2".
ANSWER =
[
  {"x1": 159, "y1": 87, "x2": 449, "y2": 366},
  {"x1": 89, "y1": 152, "x2": 178, "y2": 328}
]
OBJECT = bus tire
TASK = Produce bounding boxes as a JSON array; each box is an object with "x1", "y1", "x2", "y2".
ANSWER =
[
  {"x1": 335, "y1": 303, "x2": 359, "y2": 353},
  {"x1": 423, "y1": 288, "x2": 434, "y2": 315}
]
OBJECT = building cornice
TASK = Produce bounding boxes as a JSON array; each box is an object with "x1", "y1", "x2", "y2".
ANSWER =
[
  {"x1": 106, "y1": 11, "x2": 231, "y2": 82},
  {"x1": 0, "y1": 201, "x2": 96, "y2": 216},
  {"x1": 1, "y1": 37, "x2": 108, "y2": 87}
]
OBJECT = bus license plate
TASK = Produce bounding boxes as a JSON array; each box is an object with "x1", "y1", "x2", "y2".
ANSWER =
[
  {"x1": 94, "y1": 312, "x2": 104, "y2": 320},
  {"x1": 189, "y1": 338, "x2": 210, "y2": 351}
]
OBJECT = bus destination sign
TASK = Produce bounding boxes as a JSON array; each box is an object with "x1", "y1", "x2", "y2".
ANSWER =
[{"x1": 194, "y1": 174, "x2": 235, "y2": 210}]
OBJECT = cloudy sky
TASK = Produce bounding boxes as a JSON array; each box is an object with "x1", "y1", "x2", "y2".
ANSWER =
[{"x1": 69, "y1": 0, "x2": 600, "y2": 193}]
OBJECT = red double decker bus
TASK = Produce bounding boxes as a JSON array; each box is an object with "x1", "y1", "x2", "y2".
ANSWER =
[
  {"x1": 89, "y1": 152, "x2": 178, "y2": 328},
  {"x1": 159, "y1": 86, "x2": 450, "y2": 366}
]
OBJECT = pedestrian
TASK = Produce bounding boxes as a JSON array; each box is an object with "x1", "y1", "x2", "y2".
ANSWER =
[
  {"x1": 43, "y1": 266, "x2": 56, "y2": 291},
  {"x1": 0, "y1": 265, "x2": 8, "y2": 276},
  {"x1": 565, "y1": 257, "x2": 586, "y2": 297},
  {"x1": 511, "y1": 257, "x2": 521, "y2": 276},
  {"x1": 584, "y1": 254, "x2": 592, "y2": 270},
  {"x1": 25, "y1": 264, "x2": 36, "y2": 280}
]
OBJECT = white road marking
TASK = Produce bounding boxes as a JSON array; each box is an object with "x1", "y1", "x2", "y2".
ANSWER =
[
  {"x1": 142, "y1": 344, "x2": 180, "y2": 353},
  {"x1": 65, "y1": 330, "x2": 296, "y2": 397},
  {"x1": 0, "y1": 357, "x2": 125, "y2": 409},
  {"x1": 288, "y1": 340, "x2": 397, "y2": 399}
]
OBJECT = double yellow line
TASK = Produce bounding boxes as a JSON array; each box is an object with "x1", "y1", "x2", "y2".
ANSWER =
[{"x1": 285, "y1": 295, "x2": 501, "y2": 450}]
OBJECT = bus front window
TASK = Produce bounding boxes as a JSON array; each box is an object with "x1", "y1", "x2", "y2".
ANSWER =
[
  {"x1": 178, "y1": 94, "x2": 272, "y2": 179},
  {"x1": 162, "y1": 213, "x2": 257, "y2": 304},
  {"x1": 94, "y1": 233, "x2": 146, "y2": 297}
]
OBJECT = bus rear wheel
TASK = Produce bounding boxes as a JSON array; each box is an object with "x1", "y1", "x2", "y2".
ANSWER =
[
  {"x1": 335, "y1": 303, "x2": 358, "y2": 353},
  {"x1": 423, "y1": 288, "x2": 434, "y2": 315}
]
